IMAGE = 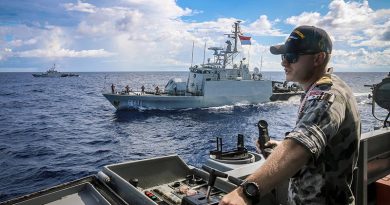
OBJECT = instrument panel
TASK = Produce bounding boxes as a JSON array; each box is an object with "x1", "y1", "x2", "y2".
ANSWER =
[{"x1": 141, "y1": 174, "x2": 224, "y2": 205}]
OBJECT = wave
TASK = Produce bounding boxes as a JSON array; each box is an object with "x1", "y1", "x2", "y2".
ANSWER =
[
  {"x1": 13, "y1": 146, "x2": 56, "y2": 159},
  {"x1": 0, "y1": 92, "x2": 17, "y2": 96},
  {"x1": 354, "y1": 92, "x2": 370, "y2": 97},
  {"x1": 84, "y1": 139, "x2": 114, "y2": 145}
]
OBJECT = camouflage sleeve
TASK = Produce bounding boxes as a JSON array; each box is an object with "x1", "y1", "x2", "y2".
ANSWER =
[{"x1": 285, "y1": 90, "x2": 346, "y2": 159}]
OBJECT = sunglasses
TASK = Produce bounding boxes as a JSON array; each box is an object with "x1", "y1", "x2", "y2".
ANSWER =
[{"x1": 281, "y1": 52, "x2": 319, "y2": 64}]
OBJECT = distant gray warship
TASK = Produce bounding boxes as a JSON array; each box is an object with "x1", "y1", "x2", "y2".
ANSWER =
[
  {"x1": 32, "y1": 64, "x2": 79, "y2": 78},
  {"x1": 103, "y1": 21, "x2": 274, "y2": 110}
]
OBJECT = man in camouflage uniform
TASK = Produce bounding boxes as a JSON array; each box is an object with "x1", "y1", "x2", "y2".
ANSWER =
[{"x1": 220, "y1": 26, "x2": 360, "y2": 205}]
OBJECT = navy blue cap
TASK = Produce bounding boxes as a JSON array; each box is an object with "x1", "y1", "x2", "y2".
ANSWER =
[{"x1": 270, "y1": 26, "x2": 332, "y2": 55}]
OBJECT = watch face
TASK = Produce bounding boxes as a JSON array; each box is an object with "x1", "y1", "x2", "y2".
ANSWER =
[{"x1": 245, "y1": 183, "x2": 259, "y2": 197}]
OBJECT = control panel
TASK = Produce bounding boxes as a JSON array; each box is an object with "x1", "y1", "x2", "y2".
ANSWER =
[
  {"x1": 101, "y1": 155, "x2": 237, "y2": 205},
  {"x1": 141, "y1": 174, "x2": 224, "y2": 205}
]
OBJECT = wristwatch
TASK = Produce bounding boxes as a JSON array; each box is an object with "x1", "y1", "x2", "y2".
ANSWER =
[{"x1": 240, "y1": 180, "x2": 260, "y2": 203}]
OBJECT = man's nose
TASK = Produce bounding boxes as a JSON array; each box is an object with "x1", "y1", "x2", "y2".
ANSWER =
[{"x1": 281, "y1": 58, "x2": 289, "y2": 67}]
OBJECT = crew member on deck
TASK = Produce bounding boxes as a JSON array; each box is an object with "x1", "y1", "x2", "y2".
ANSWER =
[
  {"x1": 111, "y1": 83, "x2": 115, "y2": 94},
  {"x1": 155, "y1": 86, "x2": 160, "y2": 95},
  {"x1": 125, "y1": 85, "x2": 130, "y2": 94},
  {"x1": 220, "y1": 26, "x2": 360, "y2": 205},
  {"x1": 141, "y1": 85, "x2": 145, "y2": 94}
]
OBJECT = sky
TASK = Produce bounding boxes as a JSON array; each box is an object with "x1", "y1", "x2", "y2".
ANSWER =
[{"x1": 0, "y1": 0, "x2": 389, "y2": 72}]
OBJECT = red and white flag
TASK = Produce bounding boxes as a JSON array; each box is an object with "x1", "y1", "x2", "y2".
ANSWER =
[{"x1": 239, "y1": 35, "x2": 251, "y2": 45}]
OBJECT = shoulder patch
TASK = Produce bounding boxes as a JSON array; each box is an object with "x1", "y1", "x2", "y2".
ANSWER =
[
  {"x1": 306, "y1": 89, "x2": 335, "y2": 103},
  {"x1": 307, "y1": 89, "x2": 324, "y2": 101},
  {"x1": 308, "y1": 90, "x2": 323, "y2": 96},
  {"x1": 316, "y1": 75, "x2": 333, "y2": 86}
]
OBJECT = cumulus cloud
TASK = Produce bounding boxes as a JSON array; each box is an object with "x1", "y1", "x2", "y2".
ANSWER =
[
  {"x1": 0, "y1": 0, "x2": 200, "y2": 69},
  {"x1": 246, "y1": 15, "x2": 284, "y2": 36},
  {"x1": 0, "y1": 48, "x2": 13, "y2": 61},
  {"x1": 63, "y1": 0, "x2": 96, "y2": 13},
  {"x1": 285, "y1": 0, "x2": 390, "y2": 48},
  {"x1": 69, "y1": 0, "x2": 209, "y2": 69},
  {"x1": 4, "y1": 38, "x2": 37, "y2": 49},
  {"x1": 332, "y1": 48, "x2": 390, "y2": 68},
  {"x1": 1, "y1": 24, "x2": 115, "y2": 60},
  {"x1": 285, "y1": 12, "x2": 321, "y2": 26},
  {"x1": 381, "y1": 28, "x2": 390, "y2": 41},
  {"x1": 15, "y1": 48, "x2": 114, "y2": 58},
  {"x1": 122, "y1": 0, "x2": 192, "y2": 19}
]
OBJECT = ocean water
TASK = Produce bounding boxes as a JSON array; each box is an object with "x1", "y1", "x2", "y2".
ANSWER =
[{"x1": 0, "y1": 71, "x2": 387, "y2": 202}]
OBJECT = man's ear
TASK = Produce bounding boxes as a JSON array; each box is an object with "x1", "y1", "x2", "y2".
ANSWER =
[{"x1": 313, "y1": 52, "x2": 326, "y2": 67}]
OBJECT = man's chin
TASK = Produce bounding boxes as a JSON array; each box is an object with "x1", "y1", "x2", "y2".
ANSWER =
[{"x1": 285, "y1": 74, "x2": 293, "y2": 81}]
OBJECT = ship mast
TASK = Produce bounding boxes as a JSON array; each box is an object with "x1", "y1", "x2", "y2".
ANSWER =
[
  {"x1": 260, "y1": 56, "x2": 263, "y2": 73},
  {"x1": 222, "y1": 21, "x2": 241, "y2": 68},
  {"x1": 233, "y1": 21, "x2": 240, "y2": 53}
]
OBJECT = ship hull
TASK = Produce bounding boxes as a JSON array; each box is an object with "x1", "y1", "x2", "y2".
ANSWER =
[
  {"x1": 32, "y1": 73, "x2": 79, "y2": 77},
  {"x1": 103, "y1": 80, "x2": 273, "y2": 110}
]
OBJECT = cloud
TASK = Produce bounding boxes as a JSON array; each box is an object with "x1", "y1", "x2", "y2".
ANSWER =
[
  {"x1": 332, "y1": 48, "x2": 390, "y2": 68},
  {"x1": 285, "y1": 0, "x2": 390, "y2": 48},
  {"x1": 1, "y1": 24, "x2": 115, "y2": 60},
  {"x1": 68, "y1": 0, "x2": 208, "y2": 69},
  {"x1": 122, "y1": 0, "x2": 192, "y2": 19},
  {"x1": 15, "y1": 48, "x2": 114, "y2": 58},
  {"x1": 247, "y1": 15, "x2": 284, "y2": 36},
  {"x1": 0, "y1": 0, "x2": 200, "y2": 70},
  {"x1": 63, "y1": 0, "x2": 96, "y2": 13},
  {"x1": 381, "y1": 28, "x2": 390, "y2": 41},
  {"x1": 0, "y1": 48, "x2": 13, "y2": 61},
  {"x1": 9, "y1": 38, "x2": 37, "y2": 47},
  {"x1": 285, "y1": 12, "x2": 321, "y2": 26}
]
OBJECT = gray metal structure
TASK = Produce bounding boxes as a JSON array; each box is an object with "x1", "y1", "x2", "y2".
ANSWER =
[{"x1": 355, "y1": 127, "x2": 390, "y2": 205}]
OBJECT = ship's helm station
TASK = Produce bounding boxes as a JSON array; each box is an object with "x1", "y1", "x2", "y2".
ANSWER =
[
  {"x1": 93, "y1": 119, "x2": 279, "y2": 205},
  {"x1": 4, "y1": 73, "x2": 390, "y2": 205}
]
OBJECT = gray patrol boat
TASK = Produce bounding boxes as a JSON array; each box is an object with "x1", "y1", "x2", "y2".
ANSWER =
[{"x1": 103, "y1": 21, "x2": 273, "y2": 110}]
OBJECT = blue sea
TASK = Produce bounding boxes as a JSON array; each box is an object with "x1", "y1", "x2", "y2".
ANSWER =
[{"x1": 0, "y1": 71, "x2": 387, "y2": 202}]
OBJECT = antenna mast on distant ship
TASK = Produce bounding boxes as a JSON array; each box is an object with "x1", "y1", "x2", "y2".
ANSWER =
[
  {"x1": 203, "y1": 42, "x2": 206, "y2": 65},
  {"x1": 260, "y1": 56, "x2": 263, "y2": 73},
  {"x1": 191, "y1": 41, "x2": 194, "y2": 67},
  {"x1": 221, "y1": 21, "x2": 242, "y2": 68}
]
